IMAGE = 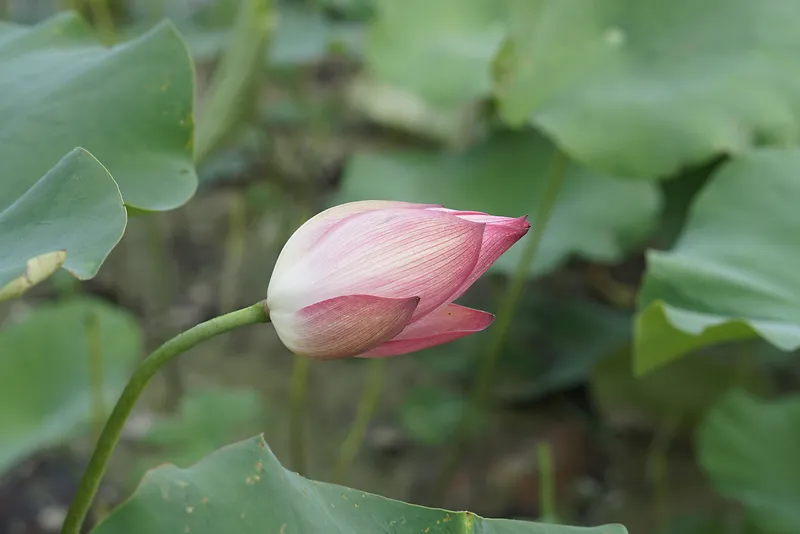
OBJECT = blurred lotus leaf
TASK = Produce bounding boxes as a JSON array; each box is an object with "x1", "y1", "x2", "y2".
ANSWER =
[
  {"x1": 136, "y1": 388, "x2": 263, "y2": 471},
  {"x1": 0, "y1": 298, "x2": 142, "y2": 475},
  {"x1": 635, "y1": 149, "x2": 800, "y2": 374},
  {"x1": 399, "y1": 388, "x2": 472, "y2": 446},
  {"x1": 366, "y1": 0, "x2": 506, "y2": 108},
  {"x1": 94, "y1": 435, "x2": 628, "y2": 534},
  {"x1": 698, "y1": 391, "x2": 800, "y2": 534},
  {"x1": 591, "y1": 346, "x2": 770, "y2": 429},
  {"x1": 496, "y1": 0, "x2": 800, "y2": 178}
]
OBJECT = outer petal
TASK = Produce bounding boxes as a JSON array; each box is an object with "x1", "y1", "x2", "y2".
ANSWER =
[
  {"x1": 359, "y1": 304, "x2": 494, "y2": 358},
  {"x1": 268, "y1": 208, "x2": 484, "y2": 320},
  {"x1": 270, "y1": 294, "x2": 420, "y2": 359},
  {"x1": 447, "y1": 214, "x2": 530, "y2": 303},
  {"x1": 269, "y1": 201, "x2": 439, "y2": 295}
]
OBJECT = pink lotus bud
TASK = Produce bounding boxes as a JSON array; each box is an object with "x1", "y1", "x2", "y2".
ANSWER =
[{"x1": 266, "y1": 201, "x2": 530, "y2": 359}]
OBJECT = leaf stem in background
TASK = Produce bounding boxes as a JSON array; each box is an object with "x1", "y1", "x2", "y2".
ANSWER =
[
  {"x1": 144, "y1": 214, "x2": 185, "y2": 412},
  {"x1": 193, "y1": 0, "x2": 274, "y2": 165},
  {"x1": 220, "y1": 194, "x2": 248, "y2": 313},
  {"x1": 289, "y1": 355, "x2": 311, "y2": 475},
  {"x1": 87, "y1": 0, "x2": 116, "y2": 44},
  {"x1": 432, "y1": 149, "x2": 569, "y2": 500},
  {"x1": 61, "y1": 303, "x2": 270, "y2": 534},
  {"x1": 647, "y1": 412, "x2": 682, "y2": 532},
  {"x1": 333, "y1": 358, "x2": 387, "y2": 483},
  {"x1": 85, "y1": 311, "x2": 105, "y2": 440},
  {"x1": 536, "y1": 441, "x2": 559, "y2": 523}
]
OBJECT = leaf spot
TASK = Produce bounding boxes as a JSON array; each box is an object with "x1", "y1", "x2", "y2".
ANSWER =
[
  {"x1": 279, "y1": 524, "x2": 287, "y2": 534},
  {"x1": 186, "y1": 506, "x2": 193, "y2": 514},
  {"x1": 604, "y1": 27, "x2": 626, "y2": 47},
  {"x1": 201, "y1": 497, "x2": 209, "y2": 504}
]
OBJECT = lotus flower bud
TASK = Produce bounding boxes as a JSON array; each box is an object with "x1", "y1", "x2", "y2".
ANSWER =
[{"x1": 266, "y1": 201, "x2": 530, "y2": 359}]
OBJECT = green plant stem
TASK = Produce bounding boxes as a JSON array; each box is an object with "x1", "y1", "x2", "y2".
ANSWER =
[
  {"x1": 61, "y1": 303, "x2": 270, "y2": 534},
  {"x1": 194, "y1": 0, "x2": 274, "y2": 165},
  {"x1": 220, "y1": 193, "x2": 247, "y2": 312},
  {"x1": 144, "y1": 214, "x2": 184, "y2": 412},
  {"x1": 432, "y1": 149, "x2": 569, "y2": 500},
  {"x1": 647, "y1": 412, "x2": 682, "y2": 533},
  {"x1": 333, "y1": 358, "x2": 386, "y2": 483},
  {"x1": 88, "y1": 0, "x2": 116, "y2": 45},
  {"x1": 289, "y1": 355, "x2": 311, "y2": 475},
  {"x1": 536, "y1": 441, "x2": 558, "y2": 523},
  {"x1": 85, "y1": 311, "x2": 105, "y2": 440}
]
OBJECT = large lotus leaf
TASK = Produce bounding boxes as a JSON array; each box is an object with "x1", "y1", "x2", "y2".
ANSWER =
[
  {"x1": 495, "y1": 0, "x2": 800, "y2": 178},
  {"x1": 698, "y1": 391, "x2": 800, "y2": 534},
  {"x1": 0, "y1": 297, "x2": 142, "y2": 475},
  {"x1": 94, "y1": 435, "x2": 627, "y2": 534},
  {"x1": 0, "y1": 148, "x2": 126, "y2": 301},
  {"x1": 338, "y1": 130, "x2": 660, "y2": 276},
  {"x1": 365, "y1": 0, "x2": 506, "y2": 107},
  {"x1": 634, "y1": 149, "x2": 800, "y2": 374},
  {"x1": 0, "y1": 12, "x2": 197, "y2": 212}
]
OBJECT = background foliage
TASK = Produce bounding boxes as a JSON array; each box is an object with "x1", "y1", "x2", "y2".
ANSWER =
[{"x1": 2, "y1": 0, "x2": 799, "y2": 533}]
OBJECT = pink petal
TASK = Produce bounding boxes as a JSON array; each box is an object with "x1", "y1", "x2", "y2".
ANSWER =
[
  {"x1": 359, "y1": 304, "x2": 494, "y2": 358},
  {"x1": 270, "y1": 294, "x2": 420, "y2": 359},
  {"x1": 270, "y1": 208, "x2": 484, "y2": 320},
  {"x1": 269, "y1": 201, "x2": 440, "y2": 292},
  {"x1": 446, "y1": 215, "x2": 530, "y2": 302}
]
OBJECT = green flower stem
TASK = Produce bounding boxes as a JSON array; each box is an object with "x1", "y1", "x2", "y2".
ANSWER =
[
  {"x1": 61, "y1": 303, "x2": 270, "y2": 534},
  {"x1": 85, "y1": 310, "x2": 105, "y2": 440},
  {"x1": 220, "y1": 193, "x2": 248, "y2": 313},
  {"x1": 289, "y1": 355, "x2": 311, "y2": 475},
  {"x1": 333, "y1": 358, "x2": 387, "y2": 484},
  {"x1": 432, "y1": 149, "x2": 569, "y2": 500},
  {"x1": 88, "y1": 0, "x2": 117, "y2": 45},
  {"x1": 647, "y1": 412, "x2": 682, "y2": 531},
  {"x1": 194, "y1": 0, "x2": 274, "y2": 165},
  {"x1": 537, "y1": 441, "x2": 558, "y2": 523}
]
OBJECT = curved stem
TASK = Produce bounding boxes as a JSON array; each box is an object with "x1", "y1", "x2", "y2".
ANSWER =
[
  {"x1": 85, "y1": 310, "x2": 105, "y2": 440},
  {"x1": 61, "y1": 303, "x2": 270, "y2": 534},
  {"x1": 333, "y1": 358, "x2": 386, "y2": 483},
  {"x1": 432, "y1": 149, "x2": 569, "y2": 500},
  {"x1": 289, "y1": 355, "x2": 311, "y2": 475},
  {"x1": 536, "y1": 441, "x2": 558, "y2": 523}
]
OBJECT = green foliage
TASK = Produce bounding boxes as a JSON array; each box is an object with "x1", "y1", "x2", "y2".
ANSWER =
[
  {"x1": 366, "y1": 0, "x2": 506, "y2": 108},
  {"x1": 499, "y1": 296, "x2": 632, "y2": 402},
  {"x1": 8, "y1": 0, "x2": 800, "y2": 531},
  {"x1": 0, "y1": 149, "x2": 126, "y2": 301},
  {"x1": 496, "y1": 0, "x2": 800, "y2": 178},
  {"x1": 94, "y1": 435, "x2": 627, "y2": 534},
  {"x1": 271, "y1": 4, "x2": 364, "y2": 65},
  {"x1": 0, "y1": 297, "x2": 142, "y2": 475},
  {"x1": 592, "y1": 347, "x2": 770, "y2": 426},
  {"x1": 398, "y1": 388, "x2": 470, "y2": 445},
  {"x1": 338, "y1": 130, "x2": 660, "y2": 276},
  {"x1": 635, "y1": 149, "x2": 800, "y2": 374},
  {"x1": 0, "y1": 12, "x2": 197, "y2": 213},
  {"x1": 698, "y1": 391, "x2": 800, "y2": 534},
  {"x1": 137, "y1": 388, "x2": 263, "y2": 470}
]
